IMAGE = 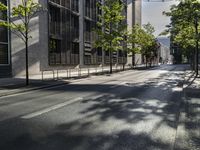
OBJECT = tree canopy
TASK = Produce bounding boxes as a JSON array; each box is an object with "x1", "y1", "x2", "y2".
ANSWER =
[
  {"x1": 95, "y1": 0, "x2": 127, "y2": 73},
  {"x1": 128, "y1": 23, "x2": 158, "y2": 64},
  {"x1": 95, "y1": 0, "x2": 126, "y2": 52},
  {"x1": 163, "y1": 0, "x2": 200, "y2": 50}
]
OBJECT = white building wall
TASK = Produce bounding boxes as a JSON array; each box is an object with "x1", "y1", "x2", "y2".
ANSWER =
[
  {"x1": 127, "y1": 0, "x2": 142, "y2": 66},
  {"x1": 10, "y1": 0, "x2": 49, "y2": 76}
]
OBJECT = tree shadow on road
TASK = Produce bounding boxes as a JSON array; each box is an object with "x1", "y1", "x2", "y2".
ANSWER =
[
  {"x1": 0, "y1": 68, "x2": 188, "y2": 150},
  {"x1": 0, "y1": 118, "x2": 172, "y2": 150}
]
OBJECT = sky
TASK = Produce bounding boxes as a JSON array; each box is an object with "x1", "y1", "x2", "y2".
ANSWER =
[{"x1": 142, "y1": 0, "x2": 179, "y2": 37}]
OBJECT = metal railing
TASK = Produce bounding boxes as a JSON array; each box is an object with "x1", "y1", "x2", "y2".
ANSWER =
[{"x1": 41, "y1": 65, "x2": 133, "y2": 81}]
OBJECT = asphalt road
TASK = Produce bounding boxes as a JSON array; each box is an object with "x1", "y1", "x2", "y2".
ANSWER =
[{"x1": 0, "y1": 65, "x2": 187, "y2": 150}]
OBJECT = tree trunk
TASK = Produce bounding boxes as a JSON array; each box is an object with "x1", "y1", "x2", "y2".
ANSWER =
[
  {"x1": 25, "y1": 3, "x2": 29, "y2": 86},
  {"x1": 195, "y1": 16, "x2": 199, "y2": 77},
  {"x1": 146, "y1": 56, "x2": 148, "y2": 68},
  {"x1": 122, "y1": 51, "x2": 125, "y2": 71},
  {"x1": 110, "y1": 51, "x2": 112, "y2": 74},
  {"x1": 25, "y1": 36, "x2": 29, "y2": 85}
]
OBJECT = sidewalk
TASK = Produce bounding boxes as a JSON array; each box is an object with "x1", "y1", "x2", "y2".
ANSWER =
[
  {"x1": 0, "y1": 78, "x2": 70, "y2": 97},
  {"x1": 175, "y1": 70, "x2": 200, "y2": 150},
  {"x1": 0, "y1": 64, "x2": 157, "y2": 98},
  {"x1": 0, "y1": 65, "x2": 135, "y2": 97}
]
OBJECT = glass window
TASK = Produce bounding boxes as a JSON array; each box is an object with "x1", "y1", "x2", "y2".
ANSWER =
[
  {"x1": 49, "y1": 38, "x2": 61, "y2": 65},
  {"x1": 84, "y1": 20, "x2": 91, "y2": 42},
  {"x1": 71, "y1": 42, "x2": 79, "y2": 54},
  {"x1": 49, "y1": 5, "x2": 61, "y2": 35},
  {"x1": 0, "y1": 44, "x2": 8, "y2": 64},
  {"x1": 71, "y1": 15, "x2": 79, "y2": 40},
  {"x1": 0, "y1": 0, "x2": 8, "y2": 65},
  {"x1": 0, "y1": 27, "x2": 8, "y2": 42},
  {"x1": 61, "y1": 0, "x2": 70, "y2": 8},
  {"x1": 85, "y1": 0, "x2": 91, "y2": 17},
  {"x1": 49, "y1": 1, "x2": 80, "y2": 65},
  {"x1": 71, "y1": 0, "x2": 79, "y2": 12}
]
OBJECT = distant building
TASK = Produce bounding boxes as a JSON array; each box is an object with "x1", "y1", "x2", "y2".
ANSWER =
[
  {"x1": 158, "y1": 43, "x2": 172, "y2": 64},
  {"x1": 127, "y1": 0, "x2": 142, "y2": 66},
  {"x1": 0, "y1": 0, "x2": 142, "y2": 77}
]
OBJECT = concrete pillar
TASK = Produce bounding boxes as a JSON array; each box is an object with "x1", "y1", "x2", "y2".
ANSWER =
[
  {"x1": 79, "y1": 0, "x2": 84, "y2": 66},
  {"x1": 127, "y1": 0, "x2": 133, "y2": 66},
  {"x1": 132, "y1": 0, "x2": 141, "y2": 26}
]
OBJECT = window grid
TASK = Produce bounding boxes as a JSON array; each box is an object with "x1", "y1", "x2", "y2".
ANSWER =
[
  {"x1": 0, "y1": 0, "x2": 9, "y2": 65},
  {"x1": 49, "y1": 0, "x2": 80, "y2": 65}
]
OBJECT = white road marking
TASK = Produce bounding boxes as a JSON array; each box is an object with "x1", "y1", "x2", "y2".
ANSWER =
[
  {"x1": 90, "y1": 94, "x2": 104, "y2": 100},
  {"x1": 110, "y1": 82, "x2": 127, "y2": 89},
  {"x1": 21, "y1": 97, "x2": 83, "y2": 119}
]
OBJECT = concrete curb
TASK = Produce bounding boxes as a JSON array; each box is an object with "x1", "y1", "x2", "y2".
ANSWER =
[
  {"x1": 174, "y1": 96, "x2": 189, "y2": 150},
  {"x1": 174, "y1": 69, "x2": 200, "y2": 150}
]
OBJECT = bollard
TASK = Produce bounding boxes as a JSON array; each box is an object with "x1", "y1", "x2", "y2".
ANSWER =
[
  {"x1": 53, "y1": 70, "x2": 55, "y2": 80},
  {"x1": 42, "y1": 71, "x2": 44, "y2": 81},
  {"x1": 79, "y1": 68, "x2": 81, "y2": 77}
]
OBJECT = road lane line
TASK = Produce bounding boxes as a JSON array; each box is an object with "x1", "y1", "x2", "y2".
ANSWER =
[
  {"x1": 110, "y1": 82, "x2": 127, "y2": 89},
  {"x1": 90, "y1": 94, "x2": 104, "y2": 100},
  {"x1": 21, "y1": 97, "x2": 83, "y2": 119}
]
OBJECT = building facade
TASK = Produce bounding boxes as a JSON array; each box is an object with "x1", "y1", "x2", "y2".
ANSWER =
[
  {"x1": 127, "y1": 0, "x2": 142, "y2": 65},
  {"x1": 0, "y1": 0, "x2": 142, "y2": 77},
  {"x1": 0, "y1": 0, "x2": 11, "y2": 77}
]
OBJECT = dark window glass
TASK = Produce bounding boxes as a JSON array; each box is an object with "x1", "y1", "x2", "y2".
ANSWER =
[
  {"x1": 61, "y1": 0, "x2": 70, "y2": 8},
  {"x1": 0, "y1": 44, "x2": 8, "y2": 64},
  {"x1": 71, "y1": 0, "x2": 79, "y2": 12},
  {"x1": 85, "y1": 0, "x2": 91, "y2": 17},
  {"x1": 71, "y1": 15, "x2": 79, "y2": 41},
  {"x1": 0, "y1": 0, "x2": 8, "y2": 64},
  {"x1": 97, "y1": 47, "x2": 102, "y2": 56},
  {"x1": 71, "y1": 42, "x2": 79, "y2": 54},
  {"x1": 49, "y1": 5, "x2": 61, "y2": 35},
  {"x1": 85, "y1": 20, "x2": 91, "y2": 42},
  {"x1": 49, "y1": 38, "x2": 61, "y2": 65},
  {"x1": 0, "y1": 27, "x2": 8, "y2": 42}
]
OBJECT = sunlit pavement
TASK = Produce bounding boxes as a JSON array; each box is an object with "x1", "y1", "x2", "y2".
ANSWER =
[{"x1": 0, "y1": 65, "x2": 190, "y2": 150}]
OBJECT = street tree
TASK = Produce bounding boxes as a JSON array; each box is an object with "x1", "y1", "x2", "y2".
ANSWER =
[
  {"x1": 95, "y1": 0, "x2": 126, "y2": 74},
  {"x1": 128, "y1": 24, "x2": 158, "y2": 67},
  {"x1": 0, "y1": 0, "x2": 42, "y2": 85},
  {"x1": 163, "y1": 0, "x2": 200, "y2": 75}
]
